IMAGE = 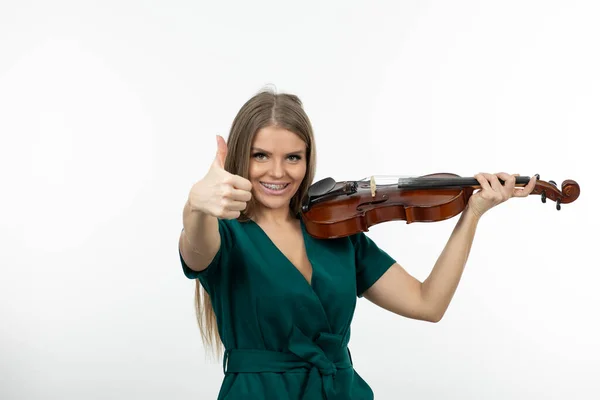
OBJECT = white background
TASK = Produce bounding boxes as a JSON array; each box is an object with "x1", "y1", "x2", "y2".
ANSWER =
[{"x1": 1, "y1": 1, "x2": 598, "y2": 399}]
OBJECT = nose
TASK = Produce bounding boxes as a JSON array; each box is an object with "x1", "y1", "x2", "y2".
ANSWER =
[{"x1": 270, "y1": 159, "x2": 285, "y2": 178}]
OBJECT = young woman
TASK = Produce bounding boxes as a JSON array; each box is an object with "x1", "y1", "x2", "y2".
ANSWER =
[{"x1": 178, "y1": 89, "x2": 536, "y2": 400}]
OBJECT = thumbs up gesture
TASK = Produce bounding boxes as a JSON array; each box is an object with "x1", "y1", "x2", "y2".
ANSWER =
[{"x1": 188, "y1": 135, "x2": 253, "y2": 219}]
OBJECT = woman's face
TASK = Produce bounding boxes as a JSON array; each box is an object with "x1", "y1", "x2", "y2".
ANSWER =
[{"x1": 248, "y1": 126, "x2": 307, "y2": 214}]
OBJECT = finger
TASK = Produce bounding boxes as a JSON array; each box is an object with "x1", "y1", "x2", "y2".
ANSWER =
[
  {"x1": 474, "y1": 173, "x2": 492, "y2": 192},
  {"x1": 482, "y1": 173, "x2": 503, "y2": 192},
  {"x1": 221, "y1": 210, "x2": 241, "y2": 220},
  {"x1": 491, "y1": 173, "x2": 505, "y2": 192},
  {"x1": 496, "y1": 172, "x2": 516, "y2": 187},
  {"x1": 227, "y1": 187, "x2": 253, "y2": 202},
  {"x1": 496, "y1": 172, "x2": 517, "y2": 198},
  {"x1": 222, "y1": 199, "x2": 248, "y2": 211},
  {"x1": 225, "y1": 174, "x2": 253, "y2": 191},
  {"x1": 511, "y1": 174, "x2": 537, "y2": 197},
  {"x1": 514, "y1": 174, "x2": 537, "y2": 197},
  {"x1": 512, "y1": 188, "x2": 527, "y2": 197},
  {"x1": 214, "y1": 134, "x2": 228, "y2": 168},
  {"x1": 212, "y1": 200, "x2": 243, "y2": 219},
  {"x1": 527, "y1": 173, "x2": 537, "y2": 190},
  {"x1": 220, "y1": 182, "x2": 252, "y2": 200}
]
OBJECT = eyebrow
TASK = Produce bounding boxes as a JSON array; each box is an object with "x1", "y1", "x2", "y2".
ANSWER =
[{"x1": 251, "y1": 147, "x2": 306, "y2": 155}]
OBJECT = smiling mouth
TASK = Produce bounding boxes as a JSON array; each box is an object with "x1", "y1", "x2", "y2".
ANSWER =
[{"x1": 260, "y1": 182, "x2": 290, "y2": 191}]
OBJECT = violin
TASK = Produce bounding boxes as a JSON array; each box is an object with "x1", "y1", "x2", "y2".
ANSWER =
[{"x1": 300, "y1": 173, "x2": 580, "y2": 239}]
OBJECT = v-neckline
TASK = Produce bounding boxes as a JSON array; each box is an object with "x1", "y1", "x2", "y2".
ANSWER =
[{"x1": 247, "y1": 218, "x2": 316, "y2": 288}]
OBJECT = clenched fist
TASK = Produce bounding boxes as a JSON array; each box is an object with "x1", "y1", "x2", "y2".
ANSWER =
[{"x1": 188, "y1": 135, "x2": 253, "y2": 219}]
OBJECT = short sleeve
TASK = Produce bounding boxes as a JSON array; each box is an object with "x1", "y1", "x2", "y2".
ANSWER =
[
  {"x1": 351, "y1": 232, "x2": 396, "y2": 297},
  {"x1": 178, "y1": 218, "x2": 234, "y2": 287}
]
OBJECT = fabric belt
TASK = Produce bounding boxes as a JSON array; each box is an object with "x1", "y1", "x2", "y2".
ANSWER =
[{"x1": 223, "y1": 327, "x2": 353, "y2": 400}]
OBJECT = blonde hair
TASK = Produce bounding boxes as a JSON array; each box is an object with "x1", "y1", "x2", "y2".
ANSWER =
[{"x1": 195, "y1": 88, "x2": 317, "y2": 356}]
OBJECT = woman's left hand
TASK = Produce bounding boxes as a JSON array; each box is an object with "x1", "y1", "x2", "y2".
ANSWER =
[{"x1": 468, "y1": 172, "x2": 537, "y2": 218}]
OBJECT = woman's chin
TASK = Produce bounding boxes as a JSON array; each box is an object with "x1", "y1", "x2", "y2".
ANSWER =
[
  {"x1": 256, "y1": 196, "x2": 292, "y2": 210},
  {"x1": 253, "y1": 190, "x2": 297, "y2": 212}
]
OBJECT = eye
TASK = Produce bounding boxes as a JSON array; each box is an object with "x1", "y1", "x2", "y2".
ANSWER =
[
  {"x1": 252, "y1": 152, "x2": 267, "y2": 160},
  {"x1": 287, "y1": 155, "x2": 302, "y2": 162}
]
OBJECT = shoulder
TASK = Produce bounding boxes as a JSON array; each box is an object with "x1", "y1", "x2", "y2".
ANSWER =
[
  {"x1": 216, "y1": 217, "x2": 255, "y2": 241},
  {"x1": 349, "y1": 231, "x2": 397, "y2": 297},
  {"x1": 347, "y1": 231, "x2": 395, "y2": 268},
  {"x1": 348, "y1": 231, "x2": 382, "y2": 253}
]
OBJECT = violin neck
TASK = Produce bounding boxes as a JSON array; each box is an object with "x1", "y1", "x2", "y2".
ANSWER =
[{"x1": 397, "y1": 176, "x2": 532, "y2": 189}]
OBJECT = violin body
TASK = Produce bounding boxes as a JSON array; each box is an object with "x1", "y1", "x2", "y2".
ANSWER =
[{"x1": 300, "y1": 173, "x2": 580, "y2": 239}]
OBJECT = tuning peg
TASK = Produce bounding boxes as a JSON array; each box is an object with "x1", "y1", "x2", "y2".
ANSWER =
[
  {"x1": 556, "y1": 198, "x2": 561, "y2": 210},
  {"x1": 535, "y1": 173, "x2": 540, "y2": 180},
  {"x1": 541, "y1": 191, "x2": 546, "y2": 203},
  {"x1": 549, "y1": 180, "x2": 557, "y2": 186}
]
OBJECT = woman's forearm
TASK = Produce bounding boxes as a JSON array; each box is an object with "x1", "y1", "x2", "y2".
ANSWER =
[{"x1": 421, "y1": 205, "x2": 481, "y2": 321}]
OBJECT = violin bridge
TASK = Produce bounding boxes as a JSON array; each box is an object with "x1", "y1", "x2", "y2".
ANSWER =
[{"x1": 370, "y1": 175, "x2": 376, "y2": 197}]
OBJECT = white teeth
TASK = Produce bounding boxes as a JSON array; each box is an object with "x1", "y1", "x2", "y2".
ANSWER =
[{"x1": 261, "y1": 182, "x2": 287, "y2": 190}]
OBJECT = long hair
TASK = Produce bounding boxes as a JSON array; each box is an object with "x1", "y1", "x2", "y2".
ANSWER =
[{"x1": 195, "y1": 88, "x2": 317, "y2": 357}]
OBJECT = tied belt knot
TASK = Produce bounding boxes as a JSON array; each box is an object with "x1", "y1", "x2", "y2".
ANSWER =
[{"x1": 223, "y1": 326, "x2": 352, "y2": 399}]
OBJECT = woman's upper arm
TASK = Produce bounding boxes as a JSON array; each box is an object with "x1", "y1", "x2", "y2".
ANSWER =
[
  {"x1": 179, "y1": 228, "x2": 220, "y2": 272},
  {"x1": 362, "y1": 263, "x2": 437, "y2": 322}
]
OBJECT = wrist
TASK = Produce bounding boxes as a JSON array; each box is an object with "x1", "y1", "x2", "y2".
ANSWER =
[{"x1": 463, "y1": 204, "x2": 482, "y2": 224}]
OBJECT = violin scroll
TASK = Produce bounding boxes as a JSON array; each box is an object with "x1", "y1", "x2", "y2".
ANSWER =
[{"x1": 531, "y1": 175, "x2": 580, "y2": 210}]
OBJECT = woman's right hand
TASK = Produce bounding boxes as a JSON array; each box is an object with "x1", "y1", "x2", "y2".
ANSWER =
[{"x1": 188, "y1": 135, "x2": 253, "y2": 219}]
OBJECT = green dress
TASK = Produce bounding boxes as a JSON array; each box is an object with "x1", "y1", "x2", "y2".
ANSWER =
[{"x1": 179, "y1": 217, "x2": 396, "y2": 400}]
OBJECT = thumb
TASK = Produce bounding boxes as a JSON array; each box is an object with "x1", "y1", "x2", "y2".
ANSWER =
[{"x1": 214, "y1": 134, "x2": 228, "y2": 168}]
